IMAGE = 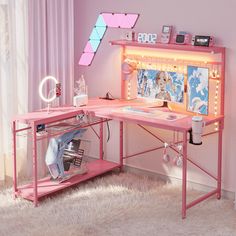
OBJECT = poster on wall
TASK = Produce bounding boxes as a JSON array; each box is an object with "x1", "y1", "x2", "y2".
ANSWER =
[
  {"x1": 137, "y1": 69, "x2": 184, "y2": 103},
  {"x1": 187, "y1": 66, "x2": 209, "y2": 115}
]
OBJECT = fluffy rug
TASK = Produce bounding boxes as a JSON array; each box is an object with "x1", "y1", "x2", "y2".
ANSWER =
[{"x1": 0, "y1": 172, "x2": 236, "y2": 236}]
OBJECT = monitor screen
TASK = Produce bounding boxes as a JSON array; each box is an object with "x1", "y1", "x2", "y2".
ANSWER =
[{"x1": 137, "y1": 69, "x2": 184, "y2": 103}]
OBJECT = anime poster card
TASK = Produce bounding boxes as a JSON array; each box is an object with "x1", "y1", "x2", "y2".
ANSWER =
[{"x1": 187, "y1": 66, "x2": 209, "y2": 115}]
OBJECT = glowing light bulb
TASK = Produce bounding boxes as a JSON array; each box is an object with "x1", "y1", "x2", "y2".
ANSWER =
[{"x1": 214, "y1": 121, "x2": 219, "y2": 131}]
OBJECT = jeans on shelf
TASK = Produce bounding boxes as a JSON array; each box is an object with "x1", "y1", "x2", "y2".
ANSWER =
[{"x1": 45, "y1": 129, "x2": 87, "y2": 178}]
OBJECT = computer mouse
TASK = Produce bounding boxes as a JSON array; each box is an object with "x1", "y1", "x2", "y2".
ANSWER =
[{"x1": 167, "y1": 114, "x2": 177, "y2": 120}]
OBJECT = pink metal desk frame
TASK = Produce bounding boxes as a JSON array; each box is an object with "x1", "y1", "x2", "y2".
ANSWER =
[
  {"x1": 13, "y1": 100, "x2": 224, "y2": 218},
  {"x1": 12, "y1": 99, "x2": 146, "y2": 205},
  {"x1": 12, "y1": 102, "x2": 123, "y2": 207},
  {"x1": 13, "y1": 42, "x2": 225, "y2": 218},
  {"x1": 90, "y1": 104, "x2": 224, "y2": 219},
  {"x1": 107, "y1": 40, "x2": 225, "y2": 218},
  {"x1": 12, "y1": 99, "x2": 141, "y2": 206}
]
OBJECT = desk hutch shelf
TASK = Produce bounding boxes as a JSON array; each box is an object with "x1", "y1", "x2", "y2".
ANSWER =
[
  {"x1": 110, "y1": 40, "x2": 225, "y2": 117},
  {"x1": 110, "y1": 40, "x2": 225, "y2": 54}
]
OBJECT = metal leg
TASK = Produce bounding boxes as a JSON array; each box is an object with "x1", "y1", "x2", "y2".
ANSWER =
[
  {"x1": 12, "y1": 121, "x2": 17, "y2": 198},
  {"x1": 182, "y1": 131, "x2": 188, "y2": 219},
  {"x1": 120, "y1": 121, "x2": 123, "y2": 171},
  {"x1": 99, "y1": 121, "x2": 103, "y2": 160},
  {"x1": 217, "y1": 122, "x2": 223, "y2": 199},
  {"x1": 32, "y1": 123, "x2": 38, "y2": 207}
]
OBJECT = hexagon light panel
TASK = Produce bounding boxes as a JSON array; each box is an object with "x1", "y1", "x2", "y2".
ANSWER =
[{"x1": 79, "y1": 12, "x2": 139, "y2": 66}]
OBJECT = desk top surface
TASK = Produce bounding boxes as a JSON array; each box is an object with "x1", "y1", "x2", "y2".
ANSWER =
[{"x1": 13, "y1": 98, "x2": 223, "y2": 131}]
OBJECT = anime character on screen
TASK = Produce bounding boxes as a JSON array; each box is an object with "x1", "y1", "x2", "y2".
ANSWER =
[
  {"x1": 137, "y1": 69, "x2": 184, "y2": 103},
  {"x1": 155, "y1": 71, "x2": 171, "y2": 101},
  {"x1": 187, "y1": 66, "x2": 209, "y2": 115}
]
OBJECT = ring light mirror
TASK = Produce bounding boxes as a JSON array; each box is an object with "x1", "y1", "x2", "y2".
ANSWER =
[
  {"x1": 39, "y1": 76, "x2": 60, "y2": 113},
  {"x1": 39, "y1": 76, "x2": 58, "y2": 103}
]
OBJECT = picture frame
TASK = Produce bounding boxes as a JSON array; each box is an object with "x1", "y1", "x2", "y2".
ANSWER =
[{"x1": 187, "y1": 65, "x2": 209, "y2": 115}]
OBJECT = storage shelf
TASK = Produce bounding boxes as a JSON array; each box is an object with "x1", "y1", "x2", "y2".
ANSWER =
[
  {"x1": 109, "y1": 40, "x2": 225, "y2": 54},
  {"x1": 16, "y1": 117, "x2": 107, "y2": 141},
  {"x1": 17, "y1": 160, "x2": 120, "y2": 201},
  {"x1": 37, "y1": 118, "x2": 104, "y2": 141}
]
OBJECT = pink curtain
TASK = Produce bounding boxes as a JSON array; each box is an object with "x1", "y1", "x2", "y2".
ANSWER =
[
  {"x1": 27, "y1": 0, "x2": 74, "y2": 177},
  {"x1": 28, "y1": 0, "x2": 74, "y2": 111},
  {"x1": 0, "y1": 0, "x2": 28, "y2": 182}
]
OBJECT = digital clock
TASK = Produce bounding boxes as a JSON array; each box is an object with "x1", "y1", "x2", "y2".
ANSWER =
[{"x1": 137, "y1": 33, "x2": 157, "y2": 44}]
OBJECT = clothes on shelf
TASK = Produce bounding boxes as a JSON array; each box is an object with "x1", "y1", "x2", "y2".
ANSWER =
[{"x1": 45, "y1": 129, "x2": 87, "y2": 179}]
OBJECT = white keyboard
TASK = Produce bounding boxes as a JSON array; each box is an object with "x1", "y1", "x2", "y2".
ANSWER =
[{"x1": 113, "y1": 106, "x2": 187, "y2": 121}]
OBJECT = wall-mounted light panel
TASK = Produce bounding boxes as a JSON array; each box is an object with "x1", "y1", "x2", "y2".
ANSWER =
[{"x1": 79, "y1": 12, "x2": 139, "y2": 66}]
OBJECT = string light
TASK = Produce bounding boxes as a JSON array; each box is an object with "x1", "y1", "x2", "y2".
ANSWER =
[
  {"x1": 127, "y1": 80, "x2": 131, "y2": 100},
  {"x1": 124, "y1": 55, "x2": 222, "y2": 125},
  {"x1": 214, "y1": 79, "x2": 220, "y2": 131},
  {"x1": 183, "y1": 66, "x2": 187, "y2": 74},
  {"x1": 214, "y1": 122, "x2": 218, "y2": 131}
]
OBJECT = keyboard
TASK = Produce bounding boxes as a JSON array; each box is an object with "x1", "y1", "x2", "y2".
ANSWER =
[{"x1": 113, "y1": 106, "x2": 187, "y2": 121}]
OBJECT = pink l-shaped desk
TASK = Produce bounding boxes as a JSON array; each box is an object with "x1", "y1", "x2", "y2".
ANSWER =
[{"x1": 12, "y1": 98, "x2": 224, "y2": 218}]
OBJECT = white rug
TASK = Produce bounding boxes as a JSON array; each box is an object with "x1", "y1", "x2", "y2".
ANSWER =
[{"x1": 0, "y1": 172, "x2": 236, "y2": 236}]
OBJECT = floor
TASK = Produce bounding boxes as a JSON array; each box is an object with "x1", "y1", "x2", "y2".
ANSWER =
[{"x1": 0, "y1": 172, "x2": 236, "y2": 236}]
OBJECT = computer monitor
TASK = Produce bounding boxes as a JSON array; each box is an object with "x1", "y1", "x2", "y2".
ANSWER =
[{"x1": 137, "y1": 69, "x2": 184, "y2": 104}]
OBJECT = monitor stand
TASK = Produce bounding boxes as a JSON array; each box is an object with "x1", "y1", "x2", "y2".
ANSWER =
[
  {"x1": 161, "y1": 101, "x2": 168, "y2": 108},
  {"x1": 150, "y1": 101, "x2": 171, "y2": 111}
]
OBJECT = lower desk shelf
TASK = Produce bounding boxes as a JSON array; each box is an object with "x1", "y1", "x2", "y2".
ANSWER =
[{"x1": 17, "y1": 159, "x2": 120, "y2": 201}]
